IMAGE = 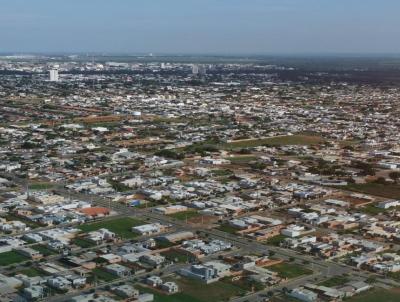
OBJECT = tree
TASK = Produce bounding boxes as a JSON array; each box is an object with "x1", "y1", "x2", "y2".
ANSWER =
[
  {"x1": 389, "y1": 171, "x2": 400, "y2": 183},
  {"x1": 374, "y1": 177, "x2": 387, "y2": 184},
  {"x1": 269, "y1": 251, "x2": 276, "y2": 257}
]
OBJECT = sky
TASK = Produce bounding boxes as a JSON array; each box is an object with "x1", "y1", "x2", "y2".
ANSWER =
[{"x1": 1, "y1": 0, "x2": 400, "y2": 55}]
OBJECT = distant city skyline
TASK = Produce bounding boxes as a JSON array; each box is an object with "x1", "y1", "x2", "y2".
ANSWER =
[{"x1": 1, "y1": 0, "x2": 400, "y2": 55}]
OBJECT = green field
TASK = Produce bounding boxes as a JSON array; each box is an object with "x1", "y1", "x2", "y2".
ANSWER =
[
  {"x1": 360, "y1": 204, "x2": 386, "y2": 215},
  {"x1": 168, "y1": 210, "x2": 201, "y2": 221},
  {"x1": 78, "y1": 217, "x2": 144, "y2": 239},
  {"x1": 217, "y1": 223, "x2": 239, "y2": 234},
  {"x1": 137, "y1": 285, "x2": 202, "y2": 302},
  {"x1": 15, "y1": 267, "x2": 46, "y2": 277},
  {"x1": 0, "y1": 251, "x2": 29, "y2": 266},
  {"x1": 73, "y1": 237, "x2": 96, "y2": 248},
  {"x1": 388, "y1": 271, "x2": 400, "y2": 282},
  {"x1": 221, "y1": 277, "x2": 265, "y2": 292},
  {"x1": 345, "y1": 183, "x2": 400, "y2": 199},
  {"x1": 226, "y1": 155, "x2": 258, "y2": 163},
  {"x1": 269, "y1": 263, "x2": 313, "y2": 279},
  {"x1": 212, "y1": 169, "x2": 233, "y2": 176},
  {"x1": 91, "y1": 268, "x2": 118, "y2": 282},
  {"x1": 222, "y1": 135, "x2": 324, "y2": 149},
  {"x1": 347, "y1": 288, "x2": 400, "y2": 302},
  {"x1": 265, "y1": 234, "x2": 287, "y2": 246},
  {"x1": 318, "y1": 275, "x2": 350, "y2": 287},
  {"x1": 31, "y1": 244, "x2": 56, "y2": 256},
  {"x1": 175, "y1": 278, "x2": 246, "y2": 302},
  {"x1": 139, "y1": 277, "x2": 252, "y2": 302},
  {"x1": 28, "y1": 182, "x2": 56, "y2": 190},
  {"x1": 161, "y1": 250, "x2": 192, "y2": 263}
]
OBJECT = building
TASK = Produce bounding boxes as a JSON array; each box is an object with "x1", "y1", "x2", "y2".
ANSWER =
[
  {"x1": 49, "y1": 69, "x2": 59, "y2": 82},
  {"x1": 192, "y1": 64, "x2": 199, "y2": 75},
  {"x1": 23, "y1": 285, "x2": 44, "y2": 300},
  {"x1": 146, "y1": 276, "x2": 163, "y2": 287},
  {"x1": 288, "y1": 287, "x2": 318, "y2": 302},
  {"x1": 112, "y1": 284, "x2": 139, "y2": 299},
  {"x1": 104, "y1": 264, "x2": 131, "y2": 277},
  {"x1": 132, "y1": 223, "x2": 167, "y2": 236},
  {"x1": 179, "y1": 261, "x2": 231, "y2": 283},
  {"x1": 161, "y1": 281, "x2": 179, "y2": 293}
]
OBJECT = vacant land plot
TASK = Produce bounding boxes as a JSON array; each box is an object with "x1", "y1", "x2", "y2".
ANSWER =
[
  {"x1": 217, "y1": 223, "x2": 239, "y2": 234},
  {"x1": 223, "y1": 135, "x2": 324, "y2": 149},
  {"x1": 73, "y1": 237, "x2": 96, "y2": 248},
  {"x1": 31, "y1": 244, "x2": 56, "y2": 256},
  {"x1": 137, "y1": 285, "x2": 202, "y2": 302},
  {"x1": 269, "y1": 263, "x2": 312, "y2": 279},
  {"x1": 318, "y1": 275, "x2": 350, "y2": 287},
  {"x1": 176, "y1": 277, "x2": 246, "y2": 302},
  {"x1": 15, "y1": 267, "x2": 46, "y2": 277},
  {"x1": 265, "y1": 234, "x2": 287, "y2": 246},
  {"x1": 0, "y1": 251, "x2": 29, "y2": 266},
  {"x1": 168, "y1": 210, "x2": 201, "y2": 221},
  {"x1": 91, "y1": 268, "x2": 118, "y2": 282},
  {"x1": 161, "y1": 249, "x2": 192, "y2": 263},
  {"x1": 227, "y1": 155, "x2": 258, "y2": 163},
  {"x1": 360, "y1": 204, "x2": 386, "y2": 215},
  {"x1": 78, "y1": 217, "x2": 144, "y2": 239},
  {"x1": 221, "y1": 277, "x2": 264, "y2": 292},
  {"x1": 347, "y1": 288, "x2": 400, "y2": 302},
  {"x1": 345, "y1": 183, "x2": 400, "y2": 199},
  {"x1": 28, "y1": 182, "x2": 56, "y2": 190}
]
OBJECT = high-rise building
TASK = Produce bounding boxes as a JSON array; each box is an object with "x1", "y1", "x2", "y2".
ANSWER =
[
  {"x1": 192, "y1": 64, "x2": 206, "y2": 75},
  {"x1": 198, "y1": 65, "x2": 207, "y2": 75},
  {"x1": 49, "y1": 69, "x2": 59, "y2": 82},
  {"x1": 192, "y1": 64, "x2": 199, "y2": 75}
]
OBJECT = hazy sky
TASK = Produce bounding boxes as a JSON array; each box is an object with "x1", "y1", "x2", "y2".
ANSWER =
[{"x1": 1, "y1": 0, "x2": 399, "y2": 54}]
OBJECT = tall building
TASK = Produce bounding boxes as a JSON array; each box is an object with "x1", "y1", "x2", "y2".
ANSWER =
[
  {"x1": 49, "y1": 69, "x2": 59, "y2": 82},
  {"x1": 198, "y1": 65, "x2": 207, "y2": 75},
  {"x1": 192, "y1": 64, "x2": 206, "y2": 75},
  {"x1": 192, "y1": 64, "x2": 199, "y2": 75}
]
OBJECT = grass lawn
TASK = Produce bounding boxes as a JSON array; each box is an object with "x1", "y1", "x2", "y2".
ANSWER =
[
  {"x1": 318, "y1": 275, "x2": 350, "y2": 287},
  {"x1": 269, "y1": 263, "x2": 312, "y2": 279},
  {"x1": 73, "y1": 237, "x2": 96, "y2": 248},
  {"x1": 78, "y1": 217, "x2": 144, "y2": 239},
  {"x1": 31, "y1": 244, "x2": 56, "y2": 256},
  {"x1": 265, "y1": 234, "x2": 287, "y2": 246},
  {"x1": 345, "y1": 183, "x2": 400, "y2": 199},
  {"x1": 0, "y1": 251, "x2": 29, "y2": 266},
  {"x1": 91, "y1": 268, "x2": 118, "y2": 282},
  {"x1": 168, "y1": 210, "x2": 201, "y2": 221},
  {"x1": 347, "y1": 288, "x2": 400, "y2": 302},
  {"x1": 222, "y1": 135, "x2": 324, "y2": 149}
]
